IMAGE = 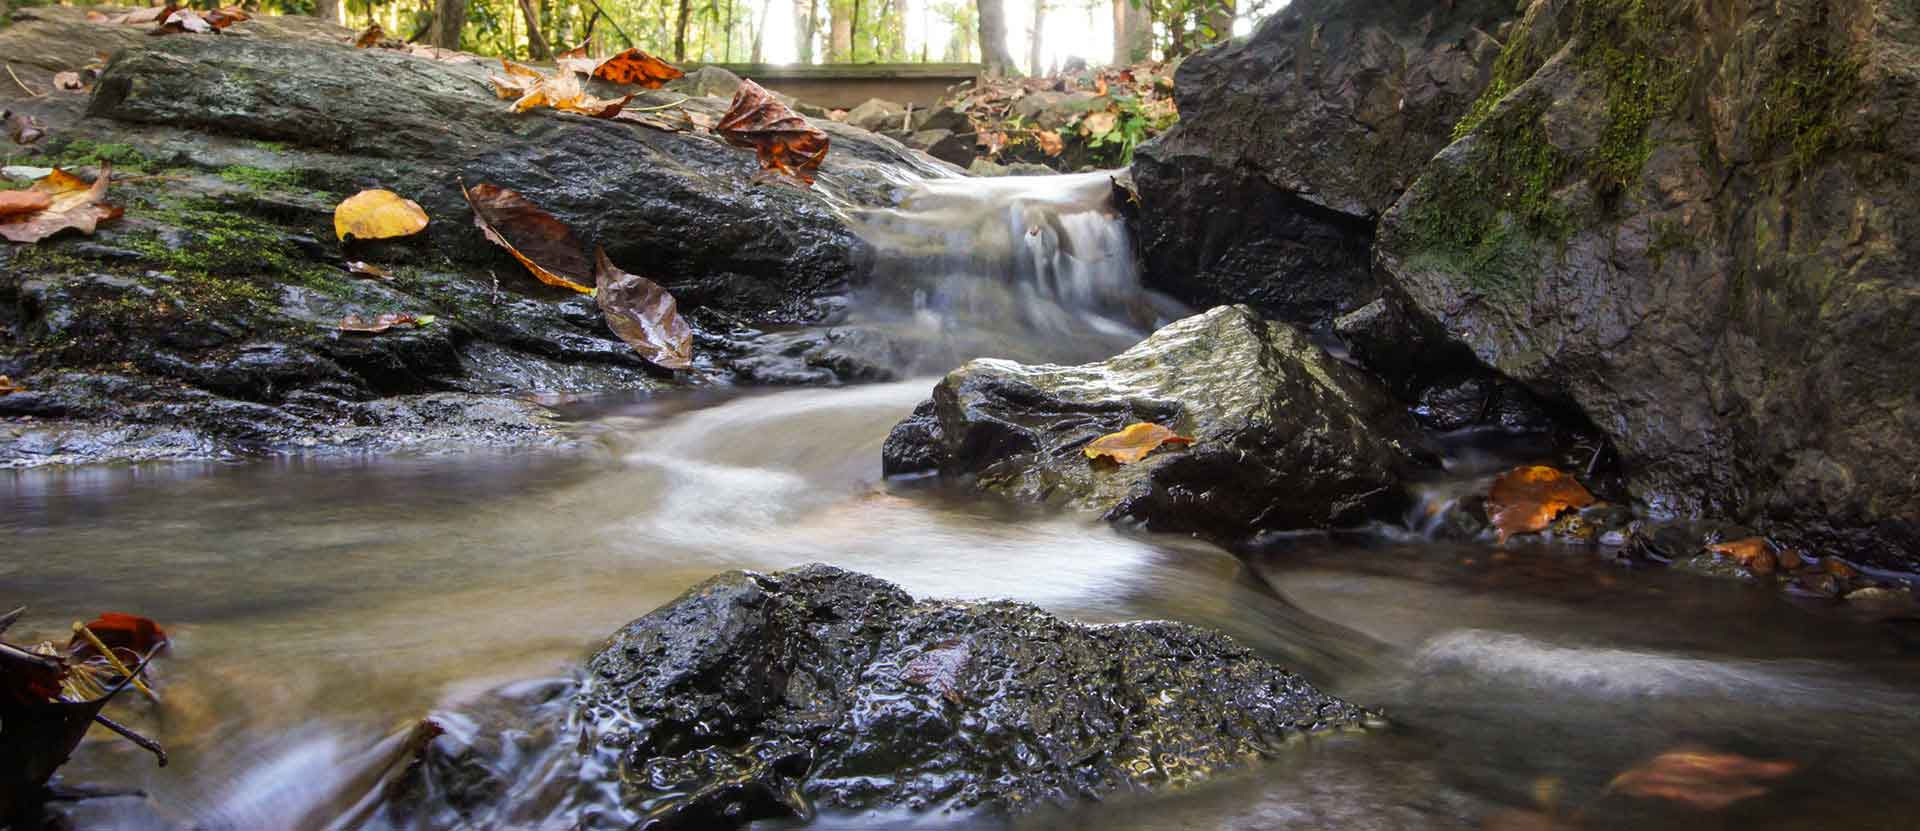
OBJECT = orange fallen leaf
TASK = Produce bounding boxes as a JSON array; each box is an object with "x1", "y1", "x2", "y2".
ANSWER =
[
  {"x1": 460, "y1": 180, "x2": 594, "y2": 294},
  {"x1": 333, "y1": 189, "x2": 428, "y2": 241},
  {"x1": 200, "y1": 7, "x2": 250, "y2": 30},
  {"x1": 1707, "y1": 537, "x2": 1776, "y2": 575},
  {"x1": 0, "y1": 375, "x2": 22, "y2": 396},
  {"x1": 337, "y1": 312, "x2": 423, "y2": 333},
  {"x1": 1608, "y1": 747, "x2": 1796, "y2": 810},
  {"x1": 0, "y1": 163, "x2": 122, "y2": 244},
  {"x1": 900, "y1": 639, "x2": 971, "y2": 705},
  {"x1": 1486, "y1": 465, "x2": 1595, "y2": 543},
  {"x1": 353, "y1": 23, "x2": 385, "y2": 48},
  {"x1": 1083, "y1": 422, "x2": 1194, "y2": 465},
  {"x1": 594, "y1": 246, "x2": 692, "y2": 369},
  {"x1": 488, "y1": 59, "x2": 635, "y2": 119},
  {"x1": 0, "y1": 190, "x2": 52, "y2": 219},
  {"x1": 67, "y1": 613, "x2": 167, "y2": 664},
  {"x1": 716, "y1": 79, "x2": 830, "y2": 185},
  {"x1": 1035, "y1": 129, "x2": 1064, "y2": 157},
  {"x1": 556, "y1": 42, "x2": 684, "y2": 88}
]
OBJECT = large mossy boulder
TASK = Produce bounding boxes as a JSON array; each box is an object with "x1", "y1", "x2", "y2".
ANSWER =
[
  {"x1": 1375, "y1": 0, "x2": 1920, "y2": 571},
  {"x1": 1128, "y1": 0, "x2": 1514, "y2": 326},
  {"x1": 882, "y1": 305, "x2": 1425, "y2": 540},
  {"x1": 392, "y1": 565, "x2": 1374, "y2": 828}
]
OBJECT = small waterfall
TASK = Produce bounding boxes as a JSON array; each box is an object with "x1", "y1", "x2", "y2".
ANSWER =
[{"x1": 843, "y1": 171, "x2": 1187, "y2": 371}]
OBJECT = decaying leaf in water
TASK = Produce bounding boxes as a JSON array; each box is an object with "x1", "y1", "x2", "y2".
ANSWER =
[
  {"x1": 333, "y1": 189, "x2": 428, "y2": 241},
  {"x1": 6, "y1": 110, "x2": 47, "y2": 146},
  {"x1": 354, "y1": 23, "x2": 385, "y2": 48},
  {"x1": 594, "y1": 247, "x2": 692, "y2": 370},
  {"x1": 461, "y1": 180, "x2": 594, "y2": 294},
  {"x1": 901, "y1": 639, "x2": 970, "y2": 705},
  {"x1": 1486, "y1": 465, "x2": 1596, "y2": 543},
  {"x1": 1608, "y1": 747, "x2": 1796, "y2": 810},
  {"x1": 1035, "y1": 129, "x2": 1065, "y2": 157},
  {"x1": 0, "y1": 164, "x2": 122, "y2": 244},
  {"x1": 556, "y1": 42, "x2": 684, "y2": 88},
  {"x1": 716, "y1": 79, "x2": 830, "y2": 185},
  {"x1": 1083, "y1": 422, "x2": 1194, "y2": 465},
  {"x1": 488, "y1": 59, "x2": 635, "y2": 119},
  {"x1": 337, "y1": 313, "x2": 427, "y2": 333},
  {"x1": 1708, "y1": 537, "x2": 1776, "y2": 575},
  {"x1": 346, "y1": 260, "x2": 394, "y2": 280}
]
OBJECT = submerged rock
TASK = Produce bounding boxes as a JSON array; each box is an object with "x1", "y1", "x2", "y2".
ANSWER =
[
  {"x1": 389, "y1": 565, "x2": 1374, "y2": 828},
  {"x1": 883, "y1": 306, "x2": 1424, "y2": 540}
]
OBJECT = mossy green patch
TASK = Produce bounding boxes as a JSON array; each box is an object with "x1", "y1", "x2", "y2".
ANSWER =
[
  {"x1": 8, "y1": 138, "x2": 156, "y2": 174},
  {"x1": 1749, "y1": 8, "x2": 1864, "y2": 176},
  {"x1": 217, "y1": 165, "x2": 307, "y2": 192}
]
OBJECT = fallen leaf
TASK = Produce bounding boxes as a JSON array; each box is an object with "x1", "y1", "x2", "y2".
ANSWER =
[
  {"x1": 52, "y1": 72, "x2": 86, "y2": 92},
  {"x1": 594, "y1": 246, "x2": 692, "y2": 370},
  {"x1": 1035, "y1": 129, "x2": 1064, "y2": 157},
  {"x1": 152, "y1": 8, "x2": 214, "y2": 35},
  {"x1": 900, "y1": 639, "x2": 970, "y2": 705},
  {"x1": 67, "y1": 614, "x2": 168, "y2": 664},
  {"x1": 354, "y1": 23, "x2": 385, "y2": 48},
  {"x1": 5, "y1": 110, "x2": 46, "y2": 146},
  {"x1": 200, "y1": 7, "x2": 251, "y2": 29},
  {"x1": 1080, "y1": 109, "x2": 1118, "y2": 136},
  {"x1": 488, "y1": 59, "x2": 635, "y2": 119},
  {"x1": 0, "y1": 375, "x2": 22, "y2": 396},
  {"x1": 333, "y1": 189, "x2": 429, "y2": 241},
  {"x1": 0, "y1": 191, "x2": 51, "y2": 219},
  {"x1": 1707, "y1": 537, "x2": 1776, "y2": 576},
  {"x1": 0, "y1": 164, "x2": 123, "y2": 244},
  {"x1": 345, "y1": 260, "x2": 394, "y2": 280},
  {"x1": 460, "y1": 180, "x2": 594, "y2": 294},
  {"x1": 556, "y1": 43, "x2": 684, "y2": 88},
  {"x1": 337, "y1": 313, "x2": 422, "y2": 333},
  {"x1": 1486, "y1": 465, "x2": 1596, "y2": 543},
  {"x1": 1608, "y1": 747, "x2": 1796, "y2": 810},
  {"x1": 716, "y1": 79, "x2": 830, "y2": 185},
  {"x1": 1083, "y1": 422, "x2": 1194, "y2": 465}
]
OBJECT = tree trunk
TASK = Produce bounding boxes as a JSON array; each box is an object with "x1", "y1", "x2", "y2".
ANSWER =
[
  {"x1": 977, "y1": 0, "x2": 1017, "y2": 75},
  {"x1": 1027, "y1": 0, "x2": 1045, "y2": 76},
  {"x1": 1112, "y1": 0, "x2": 1149, "y2": 64},
  {"x1": 751, "y1": 0, "x2": 771, "y2": 62},
  {"x1": 314, "y1": 0, "x2": 343, "y2": 26},
  {"x1": 794, "y1": 0, "x2": 815, "y2": 62},
  {"x1": 674, "y1": 0, "x2": 692, "y2": 60},
  {"x1": 516, "y1": 0, "x2": 551, "y2": 59},
  {"x1": 1203, "y1": 0, "x2": 1233, "y2": 45},
  {"x1": 429, "y1": 0, "x2": 466, "y2": 48},
  {"x1": 887, "y1": 0, "x2": 907, "y2": 60},
  {"x1": 829, "y1": 0, "x2": 852, "y2": 61}
]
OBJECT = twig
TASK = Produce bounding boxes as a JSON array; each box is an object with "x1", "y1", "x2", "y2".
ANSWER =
[
  {"x1": 73, "y1": 622, "x2": 158, "y2": 702},
  {"x1": 627, "y1": 95, "x2": 691, "y2": 113},
  {"x1": 90, "y1": 712, "x2": 168, "y2": 766},
  {"x1": 6, "y1": 63, "x2": 47, "y2": 98},
  {"x1": 0, "y1": 606, "x2": 22, "y2": 637},
  {"x1": 579, "y1": 0, "x2": 635, "y2": 49}
]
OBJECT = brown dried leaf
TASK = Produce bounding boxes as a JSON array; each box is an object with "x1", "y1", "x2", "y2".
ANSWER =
[
  {"x1": 7, "y1": 110, "x2": 47, "y2": 146},
  {"x1": 151, "y1": 8, "x2": 214, "y2": 35},
  {"x1": 716, "y1": 79, "x2": 830, "y2": 185},
  {"x1": 201, "y1": 7, "x2": 251, "y2": 30},
  {"x1": 0, "y1": 191, "x2": 51, "y2": 219},
  {"x1": 556, "y1": 43, "x2": 684, "y2": 88},
  {"x1": 594, "y1": 247, "x2": 692, "y2": 370},
  {"x1": 489, "y1": 59, "x2": 634, "y2": 119},
  {"x1": 1083, "y1": 422, "x2": 1194, "y2": 465},
  {"x1": 1707, "y1": 537, "x2": 1776, "y2": 575},
  {"x1": 337, "y1": 312, "x2": 421, "y2": 333},
  {"x1": 901, "y1": 639, "x2": 970, "y2": 705},
  {"x1": 1608, "y1": 747, "x2": 1796, "y2": 810},
  {"x1": 460, "y1": 180, "x2": 594, "y2": 294},
  {"x1": 354, "y1": 23, "x2": 385, "y2": 48},
  {"x1": 333, "y1": 189, "x2": 429, "y2": 241},
  {"x1": 0, "y1": 163, "x2": 122, "y2": 244},
  {"x1": 52, "y1": 72, "x2": 86, "y2": 92},
  {"x1": 1035, "y1": 129, "x2": 1064, "y2": 157},
  {"x1": 1486, "y1": 465, "x2": 1596, "y2": 543}
]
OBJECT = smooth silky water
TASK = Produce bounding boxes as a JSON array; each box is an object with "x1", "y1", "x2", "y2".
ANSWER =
[{"x1": 6, "y1": 174, "x2": 1919, "y2": 830}]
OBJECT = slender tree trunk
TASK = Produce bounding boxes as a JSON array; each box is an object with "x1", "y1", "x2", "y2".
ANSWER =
[
  {"x1": 723, "y1": 0, "x2": 735, "y2": 61},
  {"x1": 516, "y1": 0, "x2": 551, "y2": 58},
  {"x1": 794, "y1": 0, "x2": 815, "y2": 62},
  {"x1": 674, "y1": 0, "x2": 692, "y2": 60},
  {"x1": 850, "y1": 0, "x2": 861, "y2": 61},
  {"x1": 750, "y1": 0, "x2": 771, "y2": 62},
  {"x1": 1203, "y1": 0, "x2": 1233, "y2": 44},
  {"x1": 977, "y1": 0, "x2": 1017, "y2": 75},
  {"x1": 829, "y1": 0, "x2": 852, "y2": 61},
  {"x1": 888, "y1": 0, "x2": 907, "y2": 60},
  {"x1": 428, "y1": 0, "x2": 466, "y2": 47},
  {"x1": 1028, "y1": 0, "x2": 1045, "y2": 76},
  {"x1": 314, "y1": 0, "x2": 343, "y2": 26},
  {"x1": 1112, "y1": 0, "x2": 1148, "y2": 64}
]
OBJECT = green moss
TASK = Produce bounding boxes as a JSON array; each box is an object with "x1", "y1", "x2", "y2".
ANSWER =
[
  {"x1": 1749, "y1": 14, "x2": 1863, "y2": 176},
  {"x1": 217, "y1": 165, "x2": 307, "y2": 192},
  {"x1": 10, "y1": 138, "x2": 156, "y2": 173}
]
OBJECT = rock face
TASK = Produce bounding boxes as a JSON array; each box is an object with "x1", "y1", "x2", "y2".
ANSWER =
[
  {"x1": 883, "y1": 306, "x2": 1424, "y2": 539},
  {"x1": 0, "y1": 8, "x2": 950, "y2": 465},
  {"x1": 1129, "y1": 0, "x2": 1512, "y2": 326},
  {"x1": 1375, "y1": 0, "x2": 1920, "y2": 572},
  {"x1": 392, "y1": 565, "x2": 1373, "y2": 828}
]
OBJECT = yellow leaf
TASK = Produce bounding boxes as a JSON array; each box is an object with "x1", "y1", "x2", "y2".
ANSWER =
[
  {"x1": 333, "y1": 189, "x2": 428, "y2": 241},
  {"x1": 1083, "y1": 422, "x2": 1193, "y2": 465}
]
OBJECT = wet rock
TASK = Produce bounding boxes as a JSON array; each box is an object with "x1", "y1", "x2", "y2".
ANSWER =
[
  {"x1": 1411, "y1": 377, "x2": 1554, "y2": 434},
  {"x1": 883, "y1": 305, "x2": 1425, "y2": 540},
  {"x1": 393, "y1": 565, "x2": 1374, "y2": 828},
  {"x1": 1010, "y1": 90, "x2": 1103, "y2": 129},
  {"x1": 881, "y1": 399, "x2": 947, "y2": 475},
  {"x1": 1375, "y1": 0, "x2": 1920, "y2": 573},
  {"x1": 967, "y1": 158, "x2": 1059, "y2": 177},
  {"x1": 843, "y1": 97, "x2": 907, "y2": 132},
  {"x1": 1130, "y1": 0, "x2": 1513, "y2": 326}
]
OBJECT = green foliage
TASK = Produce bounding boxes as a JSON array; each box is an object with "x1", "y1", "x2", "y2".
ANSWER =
[
  {"x1": 1748, "y1": 9, "x2": 1863, "y2": 176},
  {"x1": 1080, "y1": 94, "x2": 1178, "y2": 167}
]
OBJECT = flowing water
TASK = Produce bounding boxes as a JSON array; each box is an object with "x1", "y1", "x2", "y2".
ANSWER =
[{"x1": 5, "y1": 174, "x2": 1920, "y2": 830}]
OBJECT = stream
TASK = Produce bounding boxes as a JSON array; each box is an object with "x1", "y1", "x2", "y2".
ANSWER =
[{"x1": 5, "y1": 173, "x2": 1920, "y2": 830}]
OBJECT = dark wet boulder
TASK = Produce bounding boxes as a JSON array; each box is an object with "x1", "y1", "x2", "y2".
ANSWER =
[
  {"x1": 1129, "y1": 0, "x2": 1513, "y2": 326},
  {"x1": 389, "y1": 565, "x2": 1374, "y2": 828},
  {"x1": 883, "y1": 305, "x2": 1425, "y2": 539},
  {"x1": 1375, "y1": 0, "x2": 1920, "y2": 573}
]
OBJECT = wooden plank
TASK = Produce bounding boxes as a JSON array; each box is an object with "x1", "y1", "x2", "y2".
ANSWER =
[{"x1": 686, "y1": 62, "x2": 983, "y2": 81}]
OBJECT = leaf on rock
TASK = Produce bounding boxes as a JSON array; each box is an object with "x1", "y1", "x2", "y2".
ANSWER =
[
  {"x1": 488, "y1": 59, "x2": 634, "y2": 119},
  {"x1": 200, "y1": 7, "x2": 251, "y2": 30},
  {"x1": 1608, "y1": 747, "x2": 1796, "y2": 810},
  {"x1": 0, "y1": 191, "x2": 52, "y2": 219},
  {"x1": 716, "y1": 79, "x2": 830, "y2": 185},
  {"x1": 1084, "y1": 422, "x2": 1194, "y2": 465},
  {"x1": 460, "y1": 180, "x2": 594, "y2": 294},
  {"x1": 346, "y1": 260, "x2": 394, "y2": 280},
  {"x1": 1486, "y1": 465, "x2": 1596, "y2": 543},
  {"x1": 0, "y1": 375, "x2": 21, "y2": 396},
  {"x1": 1035, "y1": 129, "x2": 1064, "y2": 157},
  {"x1": 52, "y1": 72, "x2": 86, "y2": 92},
  {"x1": 0, "y1": 164, "x2": 122, "y2": 244},
  {"x1": 594, "y1": 247, "x2": 692, "y2": 370},
  {"x1": 337, "y1": 313, "x2": 423, "y2": 333},
  {"x1": 333, "y1": 189, "x2": 429, "y2": 241},
  {"x1": 354, "y1": 23, "x2": 385, "y2": 48},
  {"x1": 152, "y1": 8, "x2": 214, "y2": 35},
  {"x1": 1707, "y1": 537, "x2": 1777, "y2": 575},
  {"x1": 6, "y1": 110, "x2": 47, "y2": 146},
  {"x1": 556, "y1": 43, "x2": 684, "y2": 88},
  {"x1": 900, "y1": 639, "x2": 970, "y2": 705}
]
